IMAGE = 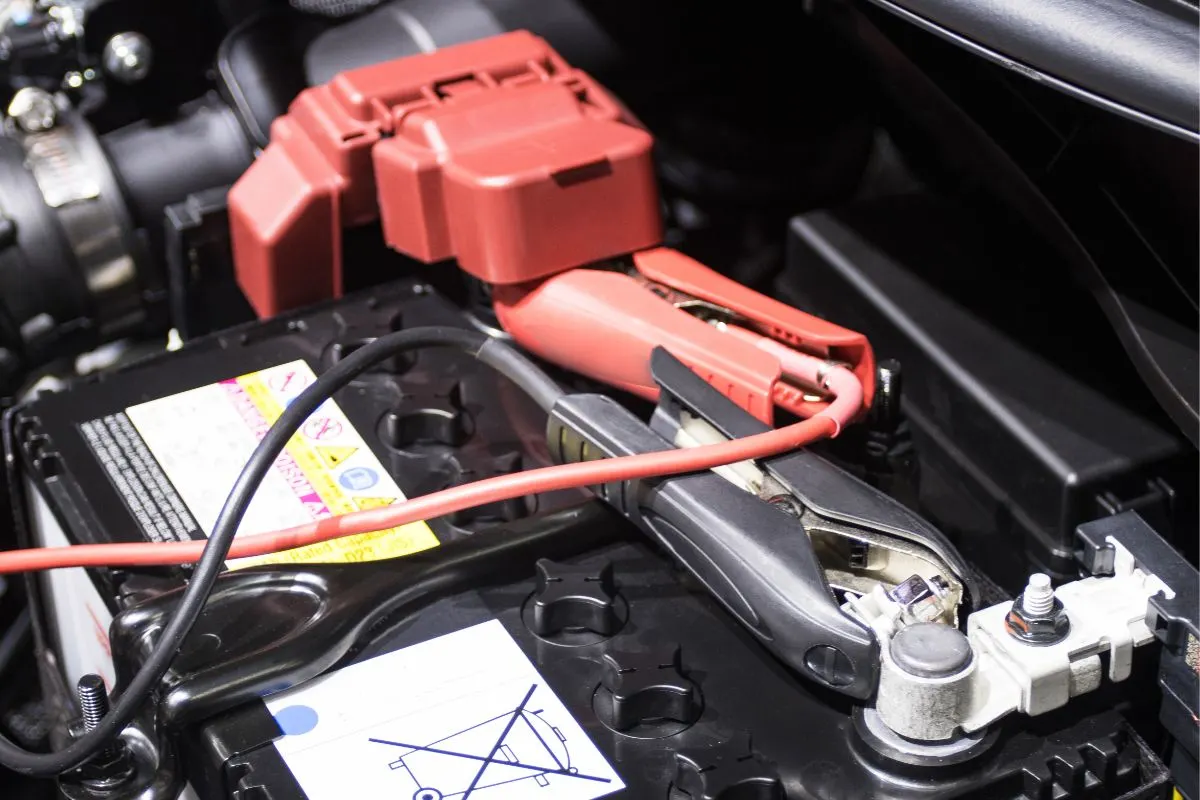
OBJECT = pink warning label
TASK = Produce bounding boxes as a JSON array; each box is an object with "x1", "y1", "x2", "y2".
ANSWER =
[{"x1": 221, "y1": 380, "x2": 331, "y2": 520}]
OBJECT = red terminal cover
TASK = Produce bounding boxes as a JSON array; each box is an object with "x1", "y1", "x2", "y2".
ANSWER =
[{"x1": 229, "y1": 30, "x2": 662, "y2": 316}]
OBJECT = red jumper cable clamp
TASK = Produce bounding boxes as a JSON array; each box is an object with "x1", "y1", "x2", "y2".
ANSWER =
[
  {"x1": 228, "y1": 30, "x2": 875, "y2": 423},
  {"x1": 492, "y1": 248, "x2": 874, "y2": 425}
]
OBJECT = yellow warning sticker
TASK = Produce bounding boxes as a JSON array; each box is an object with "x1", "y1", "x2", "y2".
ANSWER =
[
  {"x1": 125, "y1": 360, "x2": 439, "y2": 568},
  {"x1": 316, "y1": 445, "x2": 358, "y2": 469},
  {"x1": 354, "y1": 497, "x2": 398, "y2": 511}
]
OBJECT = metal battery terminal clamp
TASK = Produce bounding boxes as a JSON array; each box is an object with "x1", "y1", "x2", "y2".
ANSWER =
[{"x1": 547, "y1": 348, "x2": 972, "y2": 701}]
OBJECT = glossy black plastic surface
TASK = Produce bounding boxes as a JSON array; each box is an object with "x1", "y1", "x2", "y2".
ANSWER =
[
  {"x1": 110, "y1": 504, "x2": 620, "y2": 727},
  {"x1": 1076, "y1": 510, "x2": 1199, "y2": 795},
  {"x1": 15, "y1": 279, "x2": 579, "y2": 584},
  {"x1": 189, "y1": 538, "x2": 1171, "y2": 799},
  {"x1": 781, "y1": 199, "x2": 1190, "y2": 589},
  {"x1": 829, "y1": 6, "x2": 1198, "y2": 448},
  {"x1": 11, "y1": 277, "x2": 588, "y2": 766},
  {"x1": 862, "y1": 0, "x2": 1199, "y2": 138}
]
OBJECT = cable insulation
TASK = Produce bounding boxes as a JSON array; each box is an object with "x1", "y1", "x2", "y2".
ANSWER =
[
  {"x1": 0, "y1": 357, "x2": 856, "y2": 575},
  {"x1": 0, "y1": 417, "x2": 837, "y2": 573}
]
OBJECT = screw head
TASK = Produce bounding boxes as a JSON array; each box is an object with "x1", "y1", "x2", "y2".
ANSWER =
[
  {"x1": 102, "y1": 32, "x2": 153, "y2": 84},
  {"x1": 72, "y1": 742, "x2": 136, "y2": 791},
  {"x1": 6, "y1": 87, "x2": 57, "y2": 132}
]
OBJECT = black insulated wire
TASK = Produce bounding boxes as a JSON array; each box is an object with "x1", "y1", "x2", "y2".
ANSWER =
[{"x1": 0, "y1": 325, "x2": 561, "y2": 776}]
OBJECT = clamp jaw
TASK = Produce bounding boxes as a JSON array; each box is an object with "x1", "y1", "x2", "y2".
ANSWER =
[
  {"x1": 227, "y1": 30, "x2": 875, "y2": 421},
  {"x1": 548, "y1": 348, "x2": 971, "y2": 701}
]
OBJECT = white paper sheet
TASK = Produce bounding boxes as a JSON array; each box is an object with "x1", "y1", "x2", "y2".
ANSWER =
[{"x1": 265, "y1": 620, "x2": 624, "y2": 800}]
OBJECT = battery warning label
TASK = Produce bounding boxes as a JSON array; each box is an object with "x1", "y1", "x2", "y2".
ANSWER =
[
  {"x1": 79, "y1": 413, "x2": 201, "y2": 544},
  {"x1": 107, "y1": 360, "x2": 439, "y2": 568},
  {"x1": 266, "y1": 621, "x2": 624, "y2": 800}
]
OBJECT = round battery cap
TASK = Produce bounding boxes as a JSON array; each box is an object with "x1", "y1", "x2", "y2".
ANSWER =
[{"x1": 889, "y1": 622, "x2": 973, "y2": 678}]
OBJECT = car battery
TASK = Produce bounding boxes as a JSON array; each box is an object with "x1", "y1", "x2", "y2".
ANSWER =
[
  {"x1": 7, "y1": 277, "x2": 582, "y2": 736},
  {"x1": 4, "y1": 278, "x2": 1175, "y2": 800},
  {"x1": 118, "y1": 532, "x2": 1169, "y2": 800}
]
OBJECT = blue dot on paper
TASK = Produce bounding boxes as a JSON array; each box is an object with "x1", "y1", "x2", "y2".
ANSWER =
[
  {"x1": 274, "y1": 705, "x2": 319, "y2": 736},
  {"x1": 339, "y1": 466, "x2": 379, "y2": 491}
]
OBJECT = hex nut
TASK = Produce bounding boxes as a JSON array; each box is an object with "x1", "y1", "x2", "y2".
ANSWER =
[{"x1": 1005, "y1": 594, "x2": 1070, "y2": 645}]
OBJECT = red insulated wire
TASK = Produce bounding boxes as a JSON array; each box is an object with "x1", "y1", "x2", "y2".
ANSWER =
[{"x1": 0, "y1": 415, "x2": 838, "y2": 574}]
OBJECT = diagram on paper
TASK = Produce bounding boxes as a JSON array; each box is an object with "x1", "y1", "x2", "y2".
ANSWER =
[
  {"x1": 371, "y1": 683, "x2": 613, "y2": 800},
  {"x1": 265, "y1": 621, "x2": 624, "y2": 800}
]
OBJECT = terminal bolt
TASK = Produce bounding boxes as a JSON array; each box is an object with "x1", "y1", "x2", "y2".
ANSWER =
[
  {"x1": 887, "y1": 574, "x2": 951, "y2": 625},
  {"x1": 67, "y1": 675, "x2": 136, "y2": 792},
  {"x1": 1005, "y1": 574, "x2": 1070, "y2": 645}
]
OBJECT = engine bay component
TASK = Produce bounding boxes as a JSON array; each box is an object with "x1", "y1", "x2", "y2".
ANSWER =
[
  {"x1": 0, "y1": 97, "x2": 147, "y2": 390},
  {"x1": 1078, "y1": 511, "x2": 1200, "y2": 795},
  {"x1": 493, "y1": 247, "x2": 876, "y2": 425},
  {"x1": 123, "y1": 522, "x2": 1176, "y2": 800},
  {"x1": 8, "y1": 265, "x2": 1183, "y2": 797},
  {"x1": 547, "y1": 346, "x2": 967, "y2": 699},
  {"x1": 99, "y1": 31, "x2": 150, "y2": 84},
  {"x1": 11, "y1": 280, "x2": 585, "y2": 774},
  {"x1": 0, "y1": 4, "x2": 1193, "y2": 799},
  {"x1": 228, "y1": 30, "x2": 662, "y2": 315},
  {"x1": 8, "y1": 281, "x2": 1179, "y2": 799},
  {"x1": 859, "y1": 0, "x2": 1198, "y2": 138},
  {"x1": 228, "y1": 31, "x2": 876, "y2": 427},
  {"x1": 783, "y1": 201, "x2": 1192, "y2": 589},
  {"x1": 289, "y1": 0, "x2": 380, "y2": 17},
  {"x1": 0, "y1": 1, "x2": 91, "y2": 91},
  {"x1": 847, "y1": 511, "x2": 1196, "y2": 774},
  {"x1": 7, "y1": 86, "x2": 57, "y2": 131},
  {"x1": 965, "y1": 551, "x2": 1167, "y2": 729},
  {"x1": 0, "y1": 90, "x2": 251, "y2": 395}
]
